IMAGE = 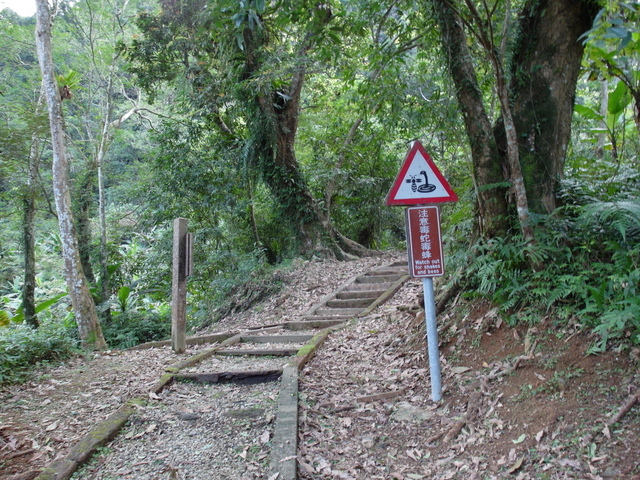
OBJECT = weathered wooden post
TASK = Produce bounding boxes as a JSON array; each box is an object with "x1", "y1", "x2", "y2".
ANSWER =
[{"x1": 171, "y1": 217, "x2": 192, "y2": 354}]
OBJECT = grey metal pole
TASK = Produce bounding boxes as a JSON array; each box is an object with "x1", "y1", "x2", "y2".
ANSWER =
[{"x1": 422, "y1": 277, "x2": 442, "y2": 401}]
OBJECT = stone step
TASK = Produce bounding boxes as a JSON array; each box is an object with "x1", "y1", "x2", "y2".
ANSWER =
[
  {"x1": 356, "y1": 274, "x2": 403, "y2": 284},
  {"x1": 335, "y1": 290, "x2": 383, "y2": 300},
  {"x1": 302, "y1": 315, "x2": 354, "y2": 321},
  {"x1": 326, "y1": 298, "x2": 374, "y2": 309},
  {"x1": 240, "y1": 334, "x2": 314, "y2": 343},
  {"x1": 284, "y1": 319, "x2": 346, "y2": 330},
  {"x1": 216, "y1": 348, "x2": 299, "y2": 356},
  {"x1": 343, "y1": 282, "x2": 394, "y2": 291},
  {"x1": 367, "y1": 268, "x2": 407, "y2": 276},
  {"x1": 314, "y1": 307, "x2": 364, "y2": 316}
]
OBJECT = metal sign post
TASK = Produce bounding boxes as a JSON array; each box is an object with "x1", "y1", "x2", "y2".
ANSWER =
[
  {"x1": 422, "y1": 277, "x2": 442, "y2": 401},
  {"x1": 386, "y1": 140, "x2": 457, "y2": 402},
  {"x1": 406, "y1": 206, "x2": 444, "y2": 402}
]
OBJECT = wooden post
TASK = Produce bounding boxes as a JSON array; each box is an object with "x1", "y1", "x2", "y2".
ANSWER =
[{"x1": 171, "y1": 218, "x2": 188, "y2": 353}]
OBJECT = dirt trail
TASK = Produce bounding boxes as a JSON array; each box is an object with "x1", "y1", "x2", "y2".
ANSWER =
[{"x1": 2, "y1": 253, "x2": 640, "y2": 480}]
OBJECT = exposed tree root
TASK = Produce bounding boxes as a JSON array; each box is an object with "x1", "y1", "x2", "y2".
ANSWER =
[
  {"x1": 582, "y1": 388, "x2": 639, "y2": 446},
  {"x1": 431, "y1": 351, "x2": 535, "y2": 444},
  {"x1": 442, "y1": 390, "x2": 483, "y2": 443}
]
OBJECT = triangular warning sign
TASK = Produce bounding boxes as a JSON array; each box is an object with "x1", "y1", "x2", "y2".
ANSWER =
[{"x1": 386, "y1": 140, "x2": 458, "y2": 205}]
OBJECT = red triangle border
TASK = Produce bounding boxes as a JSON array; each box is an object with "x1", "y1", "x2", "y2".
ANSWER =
[{"x1": 385, "y1": 140, "x2": 458, "y2": 205}]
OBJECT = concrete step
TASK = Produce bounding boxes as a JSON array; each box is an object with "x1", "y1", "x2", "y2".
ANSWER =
[
  {"x1": 367, "y1": 268, "x2": 407, "y2": 276},
  {"x1": 343, "y1": 282, "x2": 394, "y2": 291},
  {"x1": 326, "y1": 298, "x2": 374, "y2": 309},
  {"x1": 314, "y1": 307, "x2": 364, "y2": 316},
  {"x1": 240, "y1": 334, "x2": 314, "y2": 343},
  {"x1": 356, "y1": 274, "x2": 403, "y2": 284},
  {"x1": 303, "y1": 316, "x2": 354, "y2": 322},
  {"x1": 335, "y1": 290, "x2": 382, "y2": 300},
  {"x1": 216, "y1": 348, "x2": 299, "y2": 356}
]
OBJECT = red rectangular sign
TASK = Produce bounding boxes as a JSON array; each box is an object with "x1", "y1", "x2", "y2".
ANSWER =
[{"x1": 406, "y1": 206, "x2": 444, "y2": 277}]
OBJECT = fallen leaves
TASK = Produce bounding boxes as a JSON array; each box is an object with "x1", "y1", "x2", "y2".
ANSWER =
[
  {"x1": 45, "y1": 422, "x2": 58, "y2": 432},
  {"x1": 124, "y1": 422, "x2": 157, "y2": 440}
]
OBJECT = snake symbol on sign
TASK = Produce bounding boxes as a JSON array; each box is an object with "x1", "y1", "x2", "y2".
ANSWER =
[{"x1": 405, "y1": 170, "x2": 436, "y2": 193}]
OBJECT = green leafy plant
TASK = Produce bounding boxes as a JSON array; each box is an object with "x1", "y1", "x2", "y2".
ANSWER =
[
  {"x1": 453, "y1": 194, "x2": 640, "y2": 350},
  {"x1": 0, "y1": 322, "x2": 79, "y2": 385},
  {"x1": 101, "y1": 306, "x2": 171, "y2": 349},
  {"x1": 9, "y1": 293, "x2": 68, "y2": 324}
]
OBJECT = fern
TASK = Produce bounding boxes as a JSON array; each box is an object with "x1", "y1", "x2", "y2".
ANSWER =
[
  {"x1": 450, "y1": 211, "x2": 640, "y2": 350},
  {"x1": 579, "y1": 200, "x2": 640, "y2": 244}
]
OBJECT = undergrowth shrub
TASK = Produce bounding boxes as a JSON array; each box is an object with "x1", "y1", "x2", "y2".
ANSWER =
[
  {"x1": 0, "y1": 322, "x2": 79, "y2": 385},
  {"x1": 102, "y1": 308, "x2": 171, "y2": 349},
  {"x1": 454, "y1": 199, "x2": 640, "y2": 352},
  {"x1": 189, "y1": 249, "x2": 285, "y2": 329}
]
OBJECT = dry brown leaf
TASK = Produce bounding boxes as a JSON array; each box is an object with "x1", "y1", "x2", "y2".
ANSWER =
[
  {"x1": 451, "y1": 367, "x2": 471, "y2": 375},
  {"x1": 45, "y1": 422, "x2": 58, "y2": 432},
  {"x1": 507, "y1": 456, "x2": 524, "y2": 474}
]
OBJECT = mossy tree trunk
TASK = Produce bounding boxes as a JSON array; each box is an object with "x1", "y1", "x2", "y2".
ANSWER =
[
  {"x1": 74, "y1": 166, "x2": 97, "y2": 285},
  {"x1": 431, "y1": 0, "x2": 510, "y2": 239},
  {"x1": 507, "y1": 0, "x2": 599, "y2": 214},
  {"x1": 432, "y1": 0, "x2": 597, "y2": 238},
  {"x1": 22, "y1": 130, "x2": 43, "y2": 329},
  {"x1": 241, "y1": 12, "x2": 371, "y2": 259}
]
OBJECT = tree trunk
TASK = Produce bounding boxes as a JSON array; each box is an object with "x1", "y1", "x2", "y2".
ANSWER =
[
  {"x1": 22, "y1": 132, "x2": 42, "y2": 329},
  {"x1": 243, "y1": 15, "x2": 371, "y2": 259},
  {"x1": 507, "y1": 0, "x2": 598, "y2": 214},
  {"x1": 74, "y1": 167, "x2": 97, "y2": 284},
  {"x1": 433, "y1": 0, "x2": 597, "y2": 237},
  {"x1": 431, "y1": 0, "x2": 510, "y2": 238},
  {"x1": 35, "y1": 0, "x2": 107, "y2": 350}
]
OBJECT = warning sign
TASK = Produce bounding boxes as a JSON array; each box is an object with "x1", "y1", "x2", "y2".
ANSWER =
[
  {"x1": 406, "y1": 206, "x2": 444, "y2": 277},
  {"x1": 386, "y1": 141, "x2": 458, "y2": 205}
]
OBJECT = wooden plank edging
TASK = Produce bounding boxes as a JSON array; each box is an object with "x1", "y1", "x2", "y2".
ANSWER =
[{"x1": 33, "y1": 400, "x2": 143, "y2": 480}]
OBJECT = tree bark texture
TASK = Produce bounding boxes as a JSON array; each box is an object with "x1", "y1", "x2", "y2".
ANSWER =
[
  {"x1": 241, "y1": 11, "x2": 369, "y2": 258},
  {"x1": 74, "y1": 167, "x2": 97, "y2": 284},
  {"x1": 431, "y1": 0, "x2": 510, "y2": 238},
  {"x1": 505, "y1": 0, "x2": 598, "y2": 214},
  {"x1": 433, "y1": 0, "x2": 597, "y2": 237},
  {"x1": 22, "y1": 134, "x2": 41, "y2": 328},
  {"x1": 35, "y1": 0, "x2": 107, "y2": 349}
]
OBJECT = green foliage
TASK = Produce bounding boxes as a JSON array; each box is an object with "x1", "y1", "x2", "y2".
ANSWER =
[
  {"x1": 454, "y1": 193, "x2": 640, "y2": 351},
  {"x1": 0, "y1": 322, "x2": 79, "y2": 385},
  {"x1": 101, "y1": 307, "x2": 171, "y2": 349},
  {"x1": 190, "y1": 248, "x2": 276, "y2": 328},
  {"x1": 580, "y1": 1, "x2": 640, "y2": 152},
  {"x1": 10, "y1": 293, "x2": 68, "y2": 324}
]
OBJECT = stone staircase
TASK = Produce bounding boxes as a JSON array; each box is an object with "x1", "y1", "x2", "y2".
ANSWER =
[{"x1": 303, "y1": 261, "x2": 409, "y2": 322}]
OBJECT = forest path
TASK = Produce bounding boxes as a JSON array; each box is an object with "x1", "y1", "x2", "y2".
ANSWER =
[
  {"x1": 3, "y1": 252, "x2": 639, "y2": 480},
  {"x1": 1, "y1": 253, "x2": 406, "y2": 480}
]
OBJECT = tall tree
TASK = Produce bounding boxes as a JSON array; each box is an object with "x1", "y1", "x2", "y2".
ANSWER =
[
  {"x1": 431, "y1": 0, "x2": 598, "y2": 238},
  {"x1": 507, "y1": 0, "x2": 598, "y2": 215},
  {"x1": 21, "y1": 88, "x2": 47, "y2": 328},
  {"x1": 124, "y1": 0, "x2": 371, "y2": 259},
  {"x1": 62, "y1": 0, "x2": 149, "y2": 311},
  {"x1": 430, "y1": 0, "x2": 509, "y2": 238},
  {"x1": 35, "y1": 0, "x2": 106, "y2": 349}
]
